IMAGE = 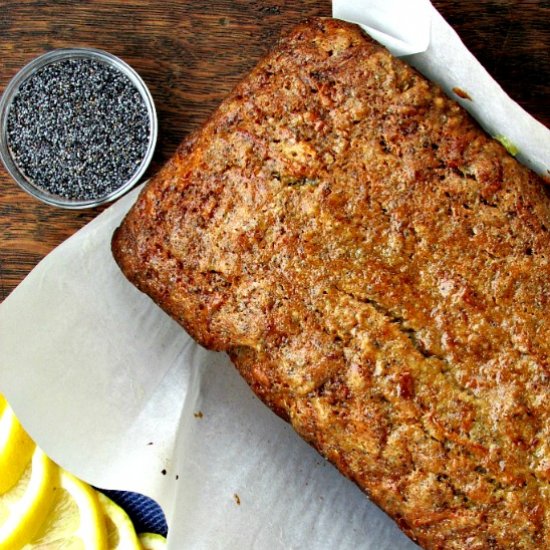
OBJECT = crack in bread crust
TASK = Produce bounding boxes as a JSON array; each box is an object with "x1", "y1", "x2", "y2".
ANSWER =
[{"x1": 112, "y1": 17, "x2": 550, "y2": 550}]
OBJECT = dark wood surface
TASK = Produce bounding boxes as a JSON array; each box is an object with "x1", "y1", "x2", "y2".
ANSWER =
[{"x1": 1, "y1": 0, "x2": 548, "y2": 301}]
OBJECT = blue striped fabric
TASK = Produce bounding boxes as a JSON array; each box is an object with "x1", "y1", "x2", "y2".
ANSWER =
[{"x1": 97, "y1": 489, "x2": 168, "y2": 537}]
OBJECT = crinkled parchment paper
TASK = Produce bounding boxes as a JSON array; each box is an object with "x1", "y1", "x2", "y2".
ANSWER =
[{"x1": 1, "y1": 1, "x2": 548, "y2": 548}]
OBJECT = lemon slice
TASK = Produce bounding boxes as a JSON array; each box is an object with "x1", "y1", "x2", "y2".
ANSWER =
[
  {"x1": 25, "y1": 468, "x2": 108, "y2": 549},
  {"x1": 0, "y1": 446, "x2": 57, "y2": 548},
  {"x1": 138, "y1": 532, "x2": 167, "y2": 550},
  {"x1": 0, "y1": 398, "x2": 36, "y2": 494},
  {"x1": 97, "y1": 492, "x2": 141, "y2": 549}
]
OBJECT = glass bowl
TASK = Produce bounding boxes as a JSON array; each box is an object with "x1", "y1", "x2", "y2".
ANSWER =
[{"x1": 0, "y1": 48, "x2": 157, "y2": 209}]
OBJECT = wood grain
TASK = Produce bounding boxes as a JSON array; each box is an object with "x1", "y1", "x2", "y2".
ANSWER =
[{"x1": 0, "y1": 0, "x2": 548, "y2": 301}]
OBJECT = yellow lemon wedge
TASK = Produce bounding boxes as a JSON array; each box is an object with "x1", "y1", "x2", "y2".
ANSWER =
[
  {"x1": 25, "y1": 468, "x2": 108, "y2": 549},
  {"x1": 0, "y1": 446, "x2": 57, "y2": 548},
  {"x1": 0, "y1": 395, "x2": 150, "y2": 549},
  {"x1": 97, "y1": 492, "x2": 141, "y2": 550},
  {"x1": 138, "y1": 532, "x2": 167, "y2": 550},
  {"x1": 0, "y1": 397, "x2": 36, "y2": 494}
]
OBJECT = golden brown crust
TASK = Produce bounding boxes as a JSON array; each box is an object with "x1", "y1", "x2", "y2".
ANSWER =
[{"x1": 112, "y1": 17, "x2": 550, "y2": 549}]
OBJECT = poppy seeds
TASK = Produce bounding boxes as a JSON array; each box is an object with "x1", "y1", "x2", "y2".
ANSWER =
[{"x1": 6, "y1": 58, "x2": 150, "y2": 201}]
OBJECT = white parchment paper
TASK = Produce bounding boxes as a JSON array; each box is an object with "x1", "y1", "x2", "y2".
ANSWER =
[{"x1": 0, "y1": 1, "x2": 548, "y2": 548}]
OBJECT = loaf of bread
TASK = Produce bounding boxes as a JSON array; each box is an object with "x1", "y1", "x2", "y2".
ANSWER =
[{"x1": 112, "y1": 18, "x2": 549, "y2": 549}]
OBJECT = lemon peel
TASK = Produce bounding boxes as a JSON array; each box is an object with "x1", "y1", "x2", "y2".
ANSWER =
[
  {"x1": 138, "y1": 532, "x2": 167, "y2": 550},
  {"x1": 25, "y1": 468, "x2": 108, "y2": 549},
  {"x1": 97, "y1": 492, "x2": 141, "y2": 550},
  {"x1": 0, "y1": 446, "x2": 57, "y2": 548},
  {"x1": 0, "y1": 401, "x2": 36, "y2": 494}
]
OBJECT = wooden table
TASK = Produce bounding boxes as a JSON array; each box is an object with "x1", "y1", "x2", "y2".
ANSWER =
[{"x1": 1, "y1": 0, "x2": 548, "y2": 301}]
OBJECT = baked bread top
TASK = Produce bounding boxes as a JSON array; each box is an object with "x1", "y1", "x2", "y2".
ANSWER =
[{"x1": 112, "y1": 18, "x2": 549, "y2": 549}]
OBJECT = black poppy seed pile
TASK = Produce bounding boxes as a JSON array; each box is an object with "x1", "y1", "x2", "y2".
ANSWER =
[{"x1": 6, "y1": 58, "x2": 150, "y2": 202}]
